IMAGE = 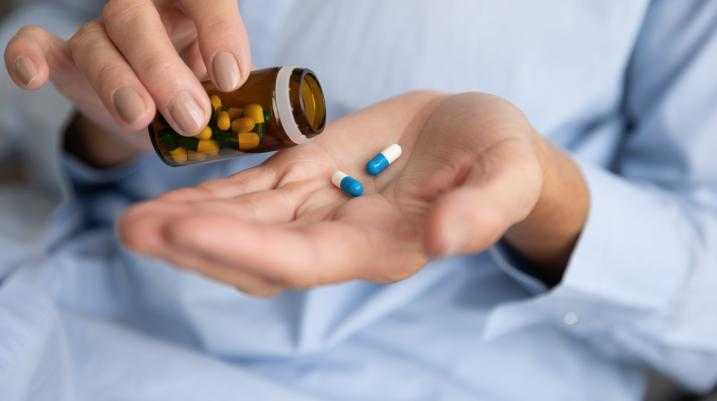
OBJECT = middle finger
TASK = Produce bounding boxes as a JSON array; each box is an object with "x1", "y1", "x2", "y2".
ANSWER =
[{"x1": 102, "y1": 0, "x2": 211, "y2": 136}]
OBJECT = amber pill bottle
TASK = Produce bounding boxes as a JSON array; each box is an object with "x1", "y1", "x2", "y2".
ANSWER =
[{"x1": 149, "y1": 66, "x2": 327, "y2": 166}]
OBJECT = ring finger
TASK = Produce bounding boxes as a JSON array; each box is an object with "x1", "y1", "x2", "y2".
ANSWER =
[{"x1": 68, "y1": 21, "x2": 156, "y2": 131}]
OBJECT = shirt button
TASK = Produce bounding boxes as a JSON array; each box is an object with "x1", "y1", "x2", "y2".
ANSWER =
[{"x1": 563, "y1": 312, "x2": 580, "y2": 326}]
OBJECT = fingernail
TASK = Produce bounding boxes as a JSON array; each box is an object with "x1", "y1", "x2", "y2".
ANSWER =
[
  {"x1": 113, "y1": 87, "x2": 146, "y2": 125},
  {"x1": 169, "y1": 91, "x2": 206, "y2": 135},
  {"x1": 212, "y1": 52, "x2": 241, "y2": 91},
  {"x1": 15, "y1": 57, "x2": 37, "y2": 86}
]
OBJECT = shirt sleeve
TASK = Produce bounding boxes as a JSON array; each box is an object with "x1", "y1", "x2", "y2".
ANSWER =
[{"x1": 486, "y1": 0, "x2": 717, "y2": 393}]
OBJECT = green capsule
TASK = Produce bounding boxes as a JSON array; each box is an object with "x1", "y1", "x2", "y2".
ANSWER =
[
  {"x1": 256, "y1": 123, "x2": 266, "y2": 139},
  {"x1": 158, "y1": 129, "x2": 178, "y2": 150},
  {"x1": 178, "y1": 136, "x2": 199, "y2": 151},
  {"x1": 214, "y1": 132, "x2": 237, "y2": 149}
]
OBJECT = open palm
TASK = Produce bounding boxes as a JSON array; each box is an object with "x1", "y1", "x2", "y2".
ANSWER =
[{"x1": 120, "y1": 91, "x2": 544, "y2": 296}]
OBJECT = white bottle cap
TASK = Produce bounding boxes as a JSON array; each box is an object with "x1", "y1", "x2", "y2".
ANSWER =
[{"x1": 275, "y1": 66, "x2": 309, "y2": 145}]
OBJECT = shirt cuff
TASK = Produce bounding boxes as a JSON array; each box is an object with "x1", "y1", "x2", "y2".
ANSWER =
[
  {"x1": 62, "y1": 151, "x2": 146, "y2": 187},
  {"x1": 488, "y1": 244, "x2": 548, "y2": 295},
  {"x1": 484, "y1": 158, "x2": 693, "y2": 338},
  {"x1": 559, "y1": 158, "x2": 690, "y2": 310}
]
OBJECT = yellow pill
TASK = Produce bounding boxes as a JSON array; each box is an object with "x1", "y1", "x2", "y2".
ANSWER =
[
  {"x1": 217, "y1": 111, "x2": 231, "y2": 131},
  {"x1": 197, "y1": 139, "x2": 220, "y2": 156},
  {"x1": 210, "y1": 95, "x2": 222, "y2": 111},
  {"x1": 197, "y1": 126, "x2": 213, "y2": 140},
  {"x1": 169, "y1": 147, "x2": 188, "y2": 163},
  {"x1": 244, "y1": 104, "x2": 265, "y2": 124},
  {"x1": 227, "y1": 107, "x2": 243, "y2": 119},
  {"x1": 188, "y1": 150, "x2": 207, "y2": 161},
  {"x1": 238, "y1": 132, "x2": 261, "y2": 151},
  {"x1": 231, "y1": 117, "x2": 255, "y2": 133}
]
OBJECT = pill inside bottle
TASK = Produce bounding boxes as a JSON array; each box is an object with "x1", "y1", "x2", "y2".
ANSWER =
[{"x1": 149, "y1": 66, "x2": 327, "y2": 166}]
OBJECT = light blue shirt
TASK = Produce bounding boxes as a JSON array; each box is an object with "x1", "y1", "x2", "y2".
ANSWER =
[{"x1": 1, "y1": 1, "x2": 717, "y2": 400}]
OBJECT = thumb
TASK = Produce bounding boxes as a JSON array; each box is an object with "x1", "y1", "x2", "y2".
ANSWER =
[{"x1": 424, "y1": 156, "x2": 543, "y2": 257}]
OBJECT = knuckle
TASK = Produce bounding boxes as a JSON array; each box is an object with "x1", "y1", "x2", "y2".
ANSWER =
[
  {"x1": 102, "y1": 0, "x2": 147, "y2": 27},
  {"x1": 68, "y1": 21, "x2": 104, "y2": 53},
  {"x1": 202, "y1": 17, "x2": 235, "y2": 38},
  {"x1": 138, "y1": 54, "x2": 174, "y2": 81},
  {"x1": 201, "y1": 20, "x2": 241, "y2": 53},
  {"x1": 78, "y1": 20, "x2": 104, "y2": 36},
  {"x1": 94, "y1": 63, "x2": 126, "y2": 92},
  {"x1": 16, "y1": 25, "x2": 47, "y2": 40}
]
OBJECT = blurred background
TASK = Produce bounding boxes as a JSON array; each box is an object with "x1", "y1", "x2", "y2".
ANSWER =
[
  {"x1": 0, "y1": 0, "x2": 59, "y2": 274},
  {"x1": 0, "y1": 0, "x2": 20, "y2": 180},
  {"x1": 0, "y1": 1, "x2": 712, "y2": 400}
]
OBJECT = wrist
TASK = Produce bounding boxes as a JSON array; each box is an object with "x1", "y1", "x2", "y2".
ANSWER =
[
  {"x1": 64, "y1": 112, "x2": 149, "y2": 169},
  {"x1": 503, "y1": 132, "x2": 590, "y2": 283}
]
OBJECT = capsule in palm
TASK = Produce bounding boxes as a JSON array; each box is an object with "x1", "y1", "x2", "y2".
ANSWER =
[
  {"x1": 366, "y1": 144, "x2": 402, "y2": 176},
  {"x1": 331, "y1": 171, "x2": 364, "y2": 198}
]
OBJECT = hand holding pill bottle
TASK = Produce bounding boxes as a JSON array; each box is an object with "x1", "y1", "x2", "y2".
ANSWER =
[
  {"x1": 149, "y1": 67, "x2": 327, "y2": 166},
  {"x1": 5, "y1": 0, "x2": 259, "y2": 168}
]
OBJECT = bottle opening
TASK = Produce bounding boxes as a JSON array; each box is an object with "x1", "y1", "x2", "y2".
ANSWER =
[
  {"x1": 300, "y1": 72, "x2": 326, "y2": 131},
  {"x1": 287, "y1": 68, "x2": 326, "y2": 139}
]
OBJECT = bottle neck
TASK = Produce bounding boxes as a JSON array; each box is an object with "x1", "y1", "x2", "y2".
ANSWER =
[{"x1": 274, "y1": 67, "x2": 326, "y2": 145}]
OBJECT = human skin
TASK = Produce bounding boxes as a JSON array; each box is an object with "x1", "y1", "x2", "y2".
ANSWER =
[
  {"x1": 119, "y1": 91, "x2": 589, "y2": 295},
  {"x1": 4, "y1": 1, "x2": 589, "y2": 294},
  {"x1": 4, "y1": 0, "x2": 252, "y2": 167}
]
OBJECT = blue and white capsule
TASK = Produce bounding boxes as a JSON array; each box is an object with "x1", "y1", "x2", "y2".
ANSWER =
[
  {"x1": 332, "y1": 171, "x2": 364, "y2": 198},
  {"x1": 366, "y1": 144, "x2": 402, "y2": 176}
]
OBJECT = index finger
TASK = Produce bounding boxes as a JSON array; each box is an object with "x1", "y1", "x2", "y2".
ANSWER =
[
  {"x1": 157, "y1": 188, "x2": 428, "y2": 286},
  {"x1": 164, "y1": 215, "x2": 382, "y2": 288}
]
